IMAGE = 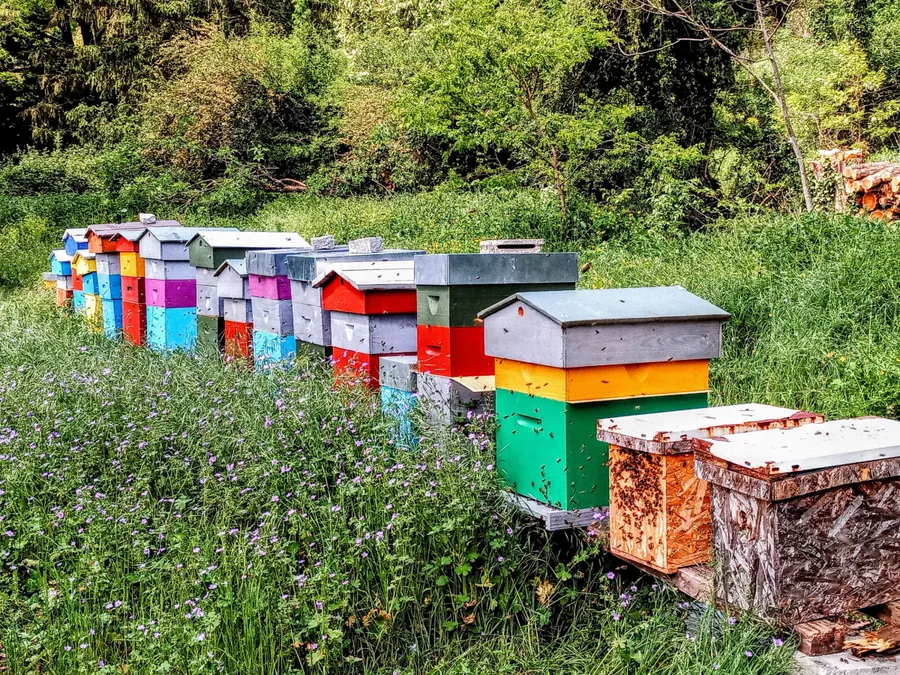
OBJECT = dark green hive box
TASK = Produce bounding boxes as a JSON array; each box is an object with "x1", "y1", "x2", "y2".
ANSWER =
[
  {"x1": 417, "y1": 283, "x2": 574, "y2": 327},
  {"x1": 495, "y1": 389, "x2": 709, "y2": 510},
  {"x1": 196, "y1": 315, "x2": 225, "y2": 355}
]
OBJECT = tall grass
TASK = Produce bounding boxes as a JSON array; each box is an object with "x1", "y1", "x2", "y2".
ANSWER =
[{"x1": 0, "y1": 289, "x2": 794, "y2": 674}]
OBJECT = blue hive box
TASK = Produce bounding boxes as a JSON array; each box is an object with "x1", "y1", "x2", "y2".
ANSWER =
[
  {"x1": 147, "y1": 306, "x2": 198, "y2": 352},
  {"x1": 50, "y1": 251, "x2": 72, "y2": 276},
  {"x1": 253, "y1": 330, "x2": 296, "y2": 369},
  {"x1": 73, "y1": 290, "x2": 86, "y2": 312},
  {"x1": 101, "y1": 299, "x2": 123, "y2": 338},
  {"x1": 63, "y1": 229, "x2": 89, "y2": 256},
  {"x1": 98, "y1": 273, "x2": 123, "y2": 300},
  {"x1": 381, "y1": 386, "x2": 418, "y2": 448},
  {"x1": 82, "y1": 272, "x2": 99, "y2": 296}
]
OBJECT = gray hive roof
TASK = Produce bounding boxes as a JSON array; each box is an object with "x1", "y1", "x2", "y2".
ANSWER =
[
  {"x1": 50, "y1": 249, "x2": 73, "y2": 262},
  {"x1": 186, "y1": 231, "x2": 308, "y2": 249},
  {"x1": 312, "y1": 260, "x2": 415, "y2": 291},
  {"x1": 478, "y1": 286, "x2": 730, "y2": 326},
  {"x1": 214, "y1": 259, "x2": 249, "y2": 278},
  {"x1": 135, "y1": 226, "x2": 237, "y2": 244}
]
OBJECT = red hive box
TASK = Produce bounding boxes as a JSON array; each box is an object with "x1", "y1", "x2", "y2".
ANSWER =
[
  {"x1": 417, "y1": 325, "x2": 494, "y2": 377},
  {"x1": 123, "y1": 276, "x2": 146, "y2": 304},
  {"x1": 315, "y1": 261, "x2": 416, "y2": 316},
  {"x1": 332, "y1": 348, "x2": 415, "y2": 390},
  {"x1": 122, "y1": 302, "x2": 147, "y2": 346},
  {"x1": 224, "y1": 320, "x2": 253, "y2": 360},
  {"x1": 72, "y1": 267, "x2": 84, "y2": 291}
]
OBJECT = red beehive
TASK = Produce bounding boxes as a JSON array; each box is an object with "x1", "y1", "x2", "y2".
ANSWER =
[
  {"x1": 314, "y1": 261, "x2": 416, "y2": 315},
  {"x1": 122, "y1": 302, "x2": 147, "y2": 346},
  {"x1": 417, "y1": 325, "x2": 494, "y2": 377},
  {"x1": 332, "y1": 348, "x2": 415, "y2": 390},
  {"x1": 224, "y1": 320, "x2": 253, "y2": 360},
  {"x1": 72, "y1": 267, "x2": 84, "y2": 291}
]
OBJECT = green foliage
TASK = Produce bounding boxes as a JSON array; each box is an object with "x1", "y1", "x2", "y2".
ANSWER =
[{"x1": 396, "y1": 0, "x2": 631, "y2": 219}]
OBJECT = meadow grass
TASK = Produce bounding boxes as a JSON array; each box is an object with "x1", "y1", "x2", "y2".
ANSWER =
[{"x1": 2, "y1": 194, "x2": 898, "y2": 673}]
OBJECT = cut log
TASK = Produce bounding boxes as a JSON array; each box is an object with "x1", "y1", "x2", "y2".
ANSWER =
[
  {"x1": 862, "y1": 192, "x2": 879, "y2": 211},
  {"x1": 860, "y1": 167, "x2": 900, "y2": 191},
  {"x1": 843, "y1": 161, "x2": 893, "y2": 180},
  {"x1": 674, "y1": 566, "x2": 713, "y2": 603},
  {"x1": 845, "y1": 180, "x2": 863, "y2": 195},
  {"x1": 845, "y1": 625, "x2": 900, "y2": 657},
  {"x1": 869, "y1": 209, "x2": 886, "y2": 221},
  {"x1": 795, "y1": 619, "x2": 846, "y2": 656}
]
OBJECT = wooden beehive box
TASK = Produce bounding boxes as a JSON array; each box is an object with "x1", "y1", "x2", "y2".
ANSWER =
[
  {"x1": 186, "y1": 231, "x2": 307, "y2": 269},
  {"x1": 330, "y1": 311, "x2": 418, "y2": 355},
  {"x1": 414, "y1": 253, "x2": 578, "y2": 287},
  {"x1": 285, "y1": 248, "x2": 422, "y2": 284},
  {"x1": 63, "y1": 228, "x2": 88, "y2": 256},
  {"x1": 50, "y1": 250, "x2": 73, "y2": 277},
  {"x1": 72, "y1": 251, "x2": 97, "y2": 277},
  {"x1": 313, "y1": 261, "x2": 416, "y2": 315},
  {"x1": 694, "y1": 418, "x2": 900, "y2": 626},
  {"x1": 138, "y1": 227, "x2": 236, "y2": 262},
  {"x1": 481, "y1": 287, "x2": 730, "y2": 368},
  {"x1": 246, "y1": 248, "x2": 312, "y2": 278},
  {"x1": 215, "y1": 259, "x2": 251, "y2": 300},
  {"x1": 597, "y1": 404, "x2": 824, "y2": 574}
]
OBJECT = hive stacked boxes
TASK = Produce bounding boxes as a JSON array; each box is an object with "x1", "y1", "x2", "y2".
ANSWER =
[
  {"x1": 111, "y1": 225, "x2": 172, "y2": 346},
  {"x1": 185, "y1": 231, "x2": 308, "y2": 362},
  {"x1": 596, "y1": 404, "x2": 823, "y2": 574},
  {"x1": 139, "y1": 227, "x2": 233, "y2": 351},
  {"x1": 215, "y1": 260, "x2": 253, "y2": 360},
  {"x1": 245, "y1": 248, "x2": 312, "y2": 366},
  {"x1": 284, "y1": 240, "x2": 424, "y2": 358},
  {"x1": 413, "y1": 252, "x2": 578, "y2": 424},
  {"x1": 481, "y1": 287, "x2": 729, "y2": 511},
  {"x1": 379, "y1": 355, "x2": 418, "y2": 447},
  {"x1": 63, "y1": 228, "x2": 89, "y2": 256},
  {"x1": 88, "y1": 225, "x2": 129, "y2": 338},
  {"x1": 72, "y1": 251, "x2": 101, "y2": 330},
  {"x1": 693, "y1": 418, "x2": 900, "y2": 626},
  {"x1": 314, "y1": 260, "x2": 418, "y2": 389},
  {"x1": 49, "y1": 250, "x2": 74, "y2": 309}
]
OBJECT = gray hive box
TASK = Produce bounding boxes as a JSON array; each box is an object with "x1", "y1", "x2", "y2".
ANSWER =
[
  {"x1": 197, "y1": 284, "x2": 223, "y2": 317},
  {"x1": 187, "y1": 231, "x2": 308, "y2": 269},
  {"x1": 43, "y1": 272, "x2": 58, "y2": 282},
  {"x1": 223, "y1": 298, "x2": 253, "y2": 323},
  {"x1": 330, "y1": 311, "x2": 418, "y2": 355},
  {"x1": 246, "y1": 248, "x2": 312, "y2": 277},
  {"x1": 285, "y1": 248, "x2": 424, "y2": 282},
  {"x1": 414, "y1": 253, "x2": 579, "y2": 286},
  {"x1": 380, "y1": 355, "x2": 418, "y2": 392},
  {"x1": 138, "y1": 227, "x2": 237, "y2": 261},
  {"x1": 418, "y1": 373, "x2": 496, "y2": 425},
  {"x1": 145, "y1": 260, "x2": 195, "y2": 280},
  {"x1": 252, "y1": 298, "x2": 293, "y2": 335},
  {"x1": 480, "y1": 287, "x2": 730, "y2": 368},
  {"x1": 95, "y1": 253, "x2": 121, "y2": 276},
  {"x1": 215, "y1": 259, "x2": 251, "y2": 299},
  {"x1": 292, "y1": 302, "x2": 331, "y2": 345}
]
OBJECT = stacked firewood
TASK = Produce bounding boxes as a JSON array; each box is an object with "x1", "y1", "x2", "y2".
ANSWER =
[{"x1": 841, "y1": 161, "x2": 900, "y2": 220}]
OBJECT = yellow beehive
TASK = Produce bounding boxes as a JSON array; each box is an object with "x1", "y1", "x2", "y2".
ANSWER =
[
  {"x1": 73, "y1": 253, "x2": 97, "y2": 276},
  {"x1": 120, "y1": 252, "x2": 145, "y2": 278},
  {"x1": 84, "y1": 293, "x2": 103, "y2": 331},
  {"x1": 494, "y1": 358, "x2": 710, "y2": 403}
]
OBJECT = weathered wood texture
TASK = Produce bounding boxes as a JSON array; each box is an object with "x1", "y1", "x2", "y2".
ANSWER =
[
  {"x1": 795, "y1": 620, "x2": 846, "y2": 656},
  {"x1": 609, "y1": 447, "x2": 711, "y2": 574},
  {"x1": 707, "y1": 475, "x2": 900, "y2": 625},
  {"x1": 673, "y1": 565, "x2": 713, "y2": 603},
  {"x1": 845, "y1": 625, "x2": 900, "y2": 657}
]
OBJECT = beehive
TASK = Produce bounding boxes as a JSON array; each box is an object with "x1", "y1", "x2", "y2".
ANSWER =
[
  {"x1": 418, "y1": 373, "x2": 495, "y2": 425},
  {"x1": 196, "y1": 315, "x2": 225, "y2": 355},
  {"x1": 146, "y1": 306, "x2": 197, "y2": 352},
  {"x1": 224, "y1": 320, "x2": 253, "y2": 360},
  {"x1": 482, "y1": 287, "x2": 730, "y2": 511},
  {"x1": 63, "y1": 228, "x2": 88, "y2": 256},
  {"x1": 83, "y1": 293, "x2": 103, "y2": 331},
  {"x1": 138, "y1": 227, "x2": 236, "y2": 262},
  {"x1": 252, "y1": 331, "x2": 296, "y2": 368},
  {"x1": 597, "y1": 404, "x2": 824, "y2": 574},
  {"x1": 379, "y1": 355, "x2": 418, "y2": 448},
  {"x1": 50, "y1": 250, "x2": 73, "y2": 277},
  {"x1": 186, "y1": 231, "x2": 307, "y2": 269},
  {"x1": 694, "y1": 418, "x2": 900, "y2": 626},
  {"x1": 414, "y1": 253, "x2": 578, "y2": 377},
  {"x1": 123, "y1": 301, "x2": 147, "y2": 346},
  {"x1": 101, "y1": 299, "x2": 123, "y2": 338}
]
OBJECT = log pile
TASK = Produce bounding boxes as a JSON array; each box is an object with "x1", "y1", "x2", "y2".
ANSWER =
[{"x1": 842, "y1": 159, "x2": 900, "y2": 221}]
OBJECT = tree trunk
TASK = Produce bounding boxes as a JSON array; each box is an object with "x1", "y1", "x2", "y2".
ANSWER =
[
  {"x1": 550, "y1": 145, "x2": 568, "y2": 224},
  {"x1": 755, "y1": 0, "x2": 814, "y2": 212}
]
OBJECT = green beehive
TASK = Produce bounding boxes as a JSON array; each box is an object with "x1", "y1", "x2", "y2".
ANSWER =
[
  {"x1": 416, "y1": 283, "x2": 574, "y2": 327},
  {"x1": 196, "y1": 315, "x2": 225, "y2": 355},
  {"x1": 495, "y1": 389, "x2": 709, "y2": 510},
  {"x1": 186, "y1": 232, "x2": 308, "y2": 269}
]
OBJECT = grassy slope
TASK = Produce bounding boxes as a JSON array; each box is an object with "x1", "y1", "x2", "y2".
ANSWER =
[{"x1": 3, "y1": 191, "x2": 899, "y2": 673}]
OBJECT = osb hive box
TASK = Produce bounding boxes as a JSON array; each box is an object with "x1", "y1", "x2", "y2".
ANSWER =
[
  {"x1": 597, "y1": 404, "x2": 823, "y2": 574},
  {"x1": 694, "y1": 417, "x2": 900, "y2": 625}
]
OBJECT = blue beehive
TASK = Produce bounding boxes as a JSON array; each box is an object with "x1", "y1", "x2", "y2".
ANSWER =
[
  {"x1": 253, "y1": 330, "x2": 296, "y2": 369},
  {"x1": 50, "y1": 250, "x2": 73, "y2": 276},
  {"x1": 147, "y1": 306, "x2": 198, "y2": 352},
  {"x1": 379, "y1": 355, "x2": 418, "y2": 448},
  {"x1": 98, "y1": 274, "x2": 123, "y2": 300},
  {"x1": 82, "y1": 272, "x2": 99, "y2": 296},
  {"x1": 63, "y1": 229, "x2": 89, "y2": 256},
  {"x1": 73, "y1": 290, "x2": 86, "y2": 312},
  {"x1": 101, "y1": 299, "x2": 123, "y2": 338}
]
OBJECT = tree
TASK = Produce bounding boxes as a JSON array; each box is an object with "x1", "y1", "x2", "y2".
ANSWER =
[
  {"x1": 634, "y1": 0, "x2": 816, "y2": 212},
  {"x1": 398, "y1": 0, "x2": 628, "y2": 222}
]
